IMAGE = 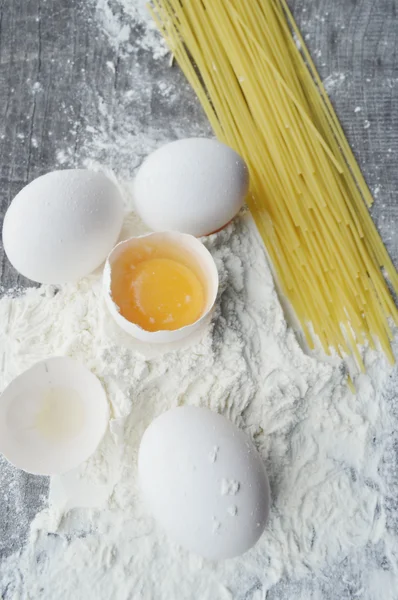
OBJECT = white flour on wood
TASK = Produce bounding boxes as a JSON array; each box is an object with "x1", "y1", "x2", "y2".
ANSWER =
[
  {"x1": 0, "y1": 211, "x2": 397, "y2": 599},
  {"x1": 94, "y1": 0, "x2": 168, "y2": 58},
  {"x1": 1, "y1": 1, "x2": 397, "y2": 598}
]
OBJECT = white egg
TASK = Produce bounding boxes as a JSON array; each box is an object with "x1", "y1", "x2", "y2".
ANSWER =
[
  {"x1": 0, "y1": 357, "x2": 109, "y2": 476},
  {"x1": 138, "y1": 406, "x2": 270, "y2": 560},
  {"x1": 134, "y1": 138, "x2": 249, "y2": 237},
  {"x1": 2, "y1": 169, "x2": 124, "y2": 284}
]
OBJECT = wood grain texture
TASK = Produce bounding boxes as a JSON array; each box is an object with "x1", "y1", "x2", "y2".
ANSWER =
[
  {"x1": 290, "y1": 0, "x2": 398, "y2": 260},
  {"x1": 0, "y1": 0, "x2": 397, "y2": 595}
]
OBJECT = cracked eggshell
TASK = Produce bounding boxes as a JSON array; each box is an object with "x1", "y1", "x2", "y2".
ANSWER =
[
  {"x1": 2, "y1": 169, "x2": 124, "y2": 284},
  {"x1": 138, "y1": 406, "x2": 270, "y2": 560},
  {"x1": 0, "y1": 357, "x2": 109, "y2": 476},
  {"x1": 133, "y1": 138, "x2": 249, "y2": 237},
  {"x1": 103, "y1": 231, "x2": 219, "y2": 344}
]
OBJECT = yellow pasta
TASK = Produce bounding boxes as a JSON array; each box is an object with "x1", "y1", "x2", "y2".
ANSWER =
[{"x1": 150, "y1": 0, "x2": 398, "y2": 370}]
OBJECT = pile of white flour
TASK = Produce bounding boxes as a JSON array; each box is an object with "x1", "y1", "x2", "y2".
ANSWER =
[
  {"x1": 0, "y1": 210, "x2": 397, "y2": 599},
  {"x1": 0, "y1": 1, "x2": 398, "y2": 598}
]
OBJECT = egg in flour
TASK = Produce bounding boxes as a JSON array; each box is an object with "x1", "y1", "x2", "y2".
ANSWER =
[
  {"x1": 133, "y1": 138, "x2": 249, "y2": 237},
  {"x1": 2, "y1": 169, "x2": 124, "y2": 284},
  {"x1": 138, "y1": 406, "x2": 270, "y2": 560}
]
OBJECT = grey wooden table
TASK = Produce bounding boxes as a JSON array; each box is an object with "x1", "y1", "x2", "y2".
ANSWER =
[{"x1": 0, "y1": 0, "x2": 397, "y2": 598}]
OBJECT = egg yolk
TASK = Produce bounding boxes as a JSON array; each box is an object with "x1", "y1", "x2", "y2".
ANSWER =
[{"x1": 111, "y1": 248, "x2": 205, "y2": 332}]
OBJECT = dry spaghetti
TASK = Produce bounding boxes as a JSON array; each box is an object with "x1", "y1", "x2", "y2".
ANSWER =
[{"x1": 150, "y1": 0, "x2": 398, "y2": 370}]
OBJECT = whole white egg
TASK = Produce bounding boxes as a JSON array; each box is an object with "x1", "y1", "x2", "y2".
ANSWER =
[
  {"x1": 133, "y1": 138, "x2": 249, "y2": 237},
  {"x1": 2, "y1": 169, "x2": 124, "y2": 284},
  {"x1": 138, "y1": 406, "x2": 270, "y2": 560}
]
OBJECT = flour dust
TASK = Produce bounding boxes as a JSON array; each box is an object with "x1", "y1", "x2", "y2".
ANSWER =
[
  {"x1": 1, "y1": 0, "x2": 398, "y2": 598},
  {"x1": 0, "y1": 213, "x2": 397, "y2": 599}
]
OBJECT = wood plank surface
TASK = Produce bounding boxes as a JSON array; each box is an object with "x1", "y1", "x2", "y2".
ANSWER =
[{"x1": 0, "y1": 0, "x2": 397, "y2": 596}]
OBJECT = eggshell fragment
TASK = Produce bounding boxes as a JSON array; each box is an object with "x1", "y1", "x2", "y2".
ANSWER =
[
  {"x1": 134, "y1": 138, "x2": 249, "y2": 237},
  {"x1": 2, "y1": 169, "x2": 124, "y2": 284},
  {"x1": 0, "y1": 357, "x2": 109, "y2": 476},
  {"x1": 138, "y1": 406, "x2": 270, "y2": 559},
  {"x1": 103, "y1": 231, "x2": 219, "y2": 344}
]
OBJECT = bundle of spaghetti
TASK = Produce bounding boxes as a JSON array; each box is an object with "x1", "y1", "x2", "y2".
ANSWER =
[{"x1": 150, "y1": 0, "x2": 398, "y2": 369}]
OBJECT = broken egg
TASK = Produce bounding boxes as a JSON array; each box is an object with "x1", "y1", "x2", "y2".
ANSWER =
[
  {"x1": 103, "y1": 232, "x2": 219, "y2": 343},
  {"x1": 138, "y1": 406, "x2": 270, "y2": 559},
  {"x1": 0, "y1": 357, "x2": 109, "y2": 475}
]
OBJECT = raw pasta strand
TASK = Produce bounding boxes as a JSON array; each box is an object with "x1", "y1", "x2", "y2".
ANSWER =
[{"x1": 151, "y1": 0, "x2": 398, "y2": 370}]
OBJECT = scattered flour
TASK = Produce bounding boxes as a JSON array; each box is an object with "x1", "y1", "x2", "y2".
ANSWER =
[
  {"x1": 209, "y1": 446, "x2": 219, "y2": 464},
  {"x1": 0, "y1": 212, "x2": 397, "y2": 599},
  {"x1": 0, "y1": 2, "x2": 398, "y2": 599},
  {"x1": 31, "y1": 81, "x2": 43, "y2": 94},
  {"x1": 322, "y1": 71, "x2": 346, "y2": 94},
  {"x1": 94, "y1": 0, "x2": 168, "y2": 58},
  {"x1": 221, "y1": 479, "x2": 240, "y2": 497},
  {"x1": 212, "y1": 517, "x2": 222, "y2": 534}
]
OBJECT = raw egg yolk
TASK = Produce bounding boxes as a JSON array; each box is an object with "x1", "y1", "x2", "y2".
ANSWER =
[{"x1": 111, "y1": 253, "x2": 205, "y2": 332}]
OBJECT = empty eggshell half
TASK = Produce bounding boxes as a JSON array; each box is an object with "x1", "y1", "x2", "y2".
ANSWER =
[
  {"x1": 134, "y1": 138, "x2": 249, "y2": 237},
  {"x1": 103, "y1": 232, "x2": 219, "y2": 343},
  {"x1": 0, "y1": 357, "x2": 109, "y2": 476}
]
